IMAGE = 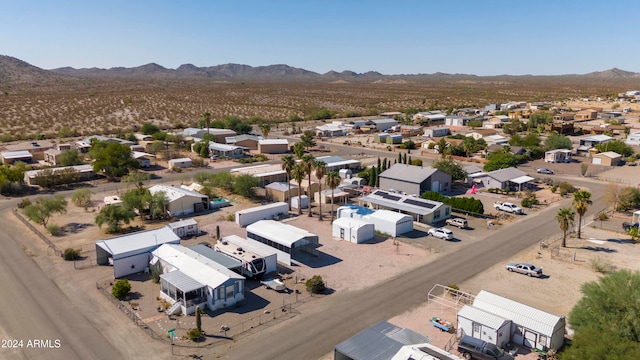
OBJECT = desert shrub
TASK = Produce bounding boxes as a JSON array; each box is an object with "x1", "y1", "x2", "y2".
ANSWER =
[
  {"x1": 112, "y1": 279, "x2": 132, "y2": 300},
  {"x1": 71, "y1": 188, "x2": 92, "y2": 207},
  {"x1": 17, "y1": 198, "x2": 32, "y2": 208},
  {"x1": 305, "y1": 275, "x2": 326, "y2": 294},
  {"x1": 191, "y1": 157, "x2": 206, "y2": 168},
  {"x1": 226, "y1": 213, "x2": 235, "y2": 222},
  {"x1": 596, "y1": 212, "x2": 609, "y2": 221},
  {"x1": 410, "y1": 159, "x2": 423, "y2": 166},
  {"x1": 188, "y1": 328, "x2": 202, "y2": 342},
  {"x1": 557, "y1": 182, "x2": 576, "y2": 196},
  {"x1": 63, "y1": 248, "x2": 81, "y2": 260},
  {"x1": 550, "y1": 185, "x2": 558, "y2": 193},
  {"x1": 590, "y1": 256, "x2": 614, "y2": 274},
  {"x1": 47, "y1": 224, "x2": 63, "y2": 236}
]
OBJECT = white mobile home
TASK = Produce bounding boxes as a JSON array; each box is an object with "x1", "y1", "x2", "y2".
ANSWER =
[
  {"x1": 235, "y1": 202, "x2": 289, "y2": 227},
  {"x1": 246, "y1": 220, "x2": 319, "y2": 265},
  {"x1": 332, "y1": 217, "x2": 375, "y2": 243},
  {"x1": 152, "y1": 244, "x2": 245, "y2": 315},
  {"x1": 626, "y1": 132, "x2": 640, "y2": 146},
  {"x1": 337, "y1": 204, "x2": 414, "y2": 237},
  {"x1": 544, "y1": 149, "x2": 572, "y2": 163},
  {"x1": 168, "y1": 157, "x2": 192, "y2": 168},
  {"x1": 95, "y1": 227, "x2": 180, "y2": 278},
  {"x1": 165, "y1": 219, "x2": 199, "y2": 238}
]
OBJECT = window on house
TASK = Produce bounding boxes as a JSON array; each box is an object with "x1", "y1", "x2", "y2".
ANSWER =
[{"x1": 435, "y1": 210, "x2": 441, "y2": 219}]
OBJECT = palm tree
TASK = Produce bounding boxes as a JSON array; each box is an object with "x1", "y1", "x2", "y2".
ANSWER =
[
  {"x1": 556, "y1": 207, "x2": 575, "y2": 247},
  {"x1": 203, "y1": 111, "x2": 211, "y2": 135},
  {"x1": 325, "y1": 171, "x2": 341, "y2": 222},
  {"x1": 291, "y1": 164, "x2": 306, "y2": 216},
  {"x1": 259, "y1": 123, "x2": 271, "y2": 139},
  {"x1": 301, "y1": 154, "x2": 315, "y2": 217},
  {"x1": 572, "y1": 190, "x2": 592, "y2": 239},
  {"x1": 313, "y1": 160, "x2": 327, "y2": 220},
  {"x1": 281, "y1": 155, "x2": 295, "y2": 211}
]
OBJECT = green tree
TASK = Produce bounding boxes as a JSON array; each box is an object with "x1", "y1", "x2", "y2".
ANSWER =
[
  {"x1": 95, "y1": 204, "x2": 136, "y2": 233},
  {"x1": 436, "y1": 138, "x2": 448, "y2": 157},
  {"x1": 58, "y1": 149, "x2": 83, "y2": 166},
  {"x1": 432, "y1": 157, "x2": 468, "y2": 181},
  {"x1": 149, "y1": 191, "x2": 170, "y2": 220},
  {"x1": 120, "y1": 188, "x2": 150, "y2": 215},
  {"x1": 259, "y1": 123, "x2": 271, "y2": 139},
  {"x1": 294, "y1": 142, "x2": 305, "y2": 159},
  {"x1": 618, "y1": 187, "x2": 640, "y2": 211},
  {"x1": 112, "y1": 279, "x2": 131, "y2": 300},
  {"x1": 305, "y1": 275, "x2": 326, "y2": 293},
  {"x1": 281, "y1": 155, "x2": 296, "y2": 211},
  {"x1": 210, "y1": 172, "x2": 234, "y2": 192},
  {"x1": 301, "y1": 154, "x2": 315, "y2": 217},
  {"x1": 556, "y1": 207, "x2": 575, "y2": 247},
  {"x1": 121, "y1": 170, "x2": 151, "y2": 190},
  {"x1": 521, "y1": 132, "x2": 541, "y2": 148},
  {"x1": 203, "y1": 111, "x2": 211, "y2": 136},
  {"x1": 527, "y1": 112, "x2": 553, "y2": 129},
  {"x1": 90, "y1": 141, "x2": 139, "y2": 178},
  {"x1": 71, "y1": 188, "x2": 92, "y2": 207},
  {"x1": 307, "y1": 108, "x2": 335, "y2": 120},
  {"x1": 233, "y1": 174, "x2": 260, "y2": 198},
  {"x1": 573, "y1": 190, "x2": 592, "y2": 239},
  {"x1": 141, "y1": 122, "x2": 160, "y2": 135},
  {"x1": 299, "y1": 130, "x2": 317, "y2": 150},
  {"x1": 314, "y1": 161, "x2": 327, "y2": 221},
  {"x1": 595, "y1": 139, "x2": 634, "y2": 157},
  {"x1": 23, "y1": 195, "x2": 68, "y2": 227},
  {"x1": 291, "y1": 164, "x2": 306, "y2": 216},
  {"x1": 193, "y1": 140, "x2": 210, "y2": 158},
  {"x1": 325, "y1": 171, "x2": 341, "y2": 222},
  {"x1": 544, "y1": 132, "x2": 572, "y2": 150},
  {"x1": 563, "y1": 270, "x2": 640, "y2": 359},
  {"x1": 483, "y1": 149, "x2": 518, "y2": 172}
]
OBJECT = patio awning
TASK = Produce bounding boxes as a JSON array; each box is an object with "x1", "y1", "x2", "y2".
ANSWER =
[
  {"x1": 160, "y1": 270, "x2": 205, "y2": 292},
  {"x1": 511, "y1": 175, "x2": 535, "y2": 184}
]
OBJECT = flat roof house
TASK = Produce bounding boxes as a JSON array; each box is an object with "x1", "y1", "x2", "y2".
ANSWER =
[
  {"x1": 592, "y1": 151, "x2": 622, "y2": 166},
  {"x1": 149, "y1": 185, "x2": 209, "y2": 217},
  {"x1": 152, "y1": 244, "x2": 245, "y2": 315},
  {"x1": 225, "y1": 134, "x2": 262, "y2": 149},
  {"x1": 369, "y1": 118, "x2": 398, "y2": 131},
  {"x1": 95, "y1": 226, "x2": 181, "y2": 278},
  {"x1": 230, "y1": 164, "x2": 287, "y2": 187},
  {"x1": 2, "y1": 140, "x2": 55, "y2": 160},
  {"x1": 468, "y1": 167, "x2": 533, "y2": 191},
  {"x1": 379, "y1": 163, "x2": 452, "y2": 195},
  {"x1": 23, "y1": 164, "x2": 96, "y2": 186},
  {"x1": 258, "y1": 139, "x2": 288, "y2": 154},
  {"x1": 626, "y1": 131, "x2": 640, "y2": 146},
  {"x1": 246, "y1": 220, "x2": 319, "y2": 265},
  {"x1": 315, "y1": 155, "x2": 361, "y2": 172},
  {"x1": 578, "y1": 134, "x2": 613, "y2": 152},
  {"x1": 208, "y1": 142, "x2": 244, "y2": 159},
  {"x1": 1, "y1": 150, "x2": 33, "y2": 165}
]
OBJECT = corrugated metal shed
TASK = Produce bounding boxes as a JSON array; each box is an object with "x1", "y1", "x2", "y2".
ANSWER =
[
  {"x1": 458, "y1": 305, "x2": 510, "y2": 330},
  {"x1": 159, "y1": 270, "x2": 205, "y2": 292},
  {"x1": 379, "y1": 164, "x2": 438, "y2": 184},
  {"x1": 473, "y1": 291, "x2": 563, "y2": 336},
  {"x1": 334, "y1": 321, "x2": 431, "y2": 360}
]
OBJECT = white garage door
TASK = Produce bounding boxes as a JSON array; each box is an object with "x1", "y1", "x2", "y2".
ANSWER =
[{"x1": 592, "y1": 157, "x2": 602, "y2": 165}]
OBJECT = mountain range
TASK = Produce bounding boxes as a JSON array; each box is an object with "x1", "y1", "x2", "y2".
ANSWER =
[{"x1": 2, "y1": 54, "x2": 640, "y2": 85}]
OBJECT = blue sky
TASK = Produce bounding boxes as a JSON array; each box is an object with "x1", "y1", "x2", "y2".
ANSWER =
[{"x1": 2, "y1": 0, "x2": 639, "y2": 76}]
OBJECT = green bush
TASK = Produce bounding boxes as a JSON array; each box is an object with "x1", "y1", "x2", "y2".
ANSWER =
[
  {"x1": 63, "y1": 248, "x2": 81, "y2": 260},
  {"x1": 590, "y1": 256, "x2": 613, "y2": 274},
  {"x1": 305, "y1": 275, "x2": 326, "y2": 294},
  {"x1": 226, "y1": 213, "x2": 235, "y2": 222},
  {"x1": 17, "y1": 198, "x2": 32, "y2": 208},
  {"x1": 557, "y1": 182, "x2": 576, "y2": 196},
  {"x1": 421, "y1": 191, "x2": 484, "y2": 214},
  {"x1": 188, "y1": 328, "x2": 202, "y2": 342},
  {"x1": 112, "y1": 279, "x2": 132, "y2": 300},
  {"x1": 47, "y1": 224, "x2": 62, "y2": 236}
]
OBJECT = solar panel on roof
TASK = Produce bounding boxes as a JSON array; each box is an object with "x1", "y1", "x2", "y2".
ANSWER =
[
  {"x1": 382, "y1": 194, "x2": 401, "y2": 201},
  {"x1": 403, "y1": 198, "x2": 436, "y2": 209},
  {"x1": 374, "y1": 190, "x2": 388, "y2": 196}
]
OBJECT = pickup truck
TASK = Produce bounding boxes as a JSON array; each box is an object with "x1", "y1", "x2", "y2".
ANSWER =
[
  {"x1": 445, "y1": 217, "x2": 468, "y2": 229},
  {"x1": 494, "y1": 201, "x2": 523, "y2": 214}
]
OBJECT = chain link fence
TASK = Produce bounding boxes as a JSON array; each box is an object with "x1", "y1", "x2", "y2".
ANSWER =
[{"x1": 12, "y1": 208, "x2": 63, "y2": 257}]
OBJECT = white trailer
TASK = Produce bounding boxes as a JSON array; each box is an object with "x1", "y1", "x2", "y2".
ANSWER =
[
  {"x1": 235, "y1": 202, "x2": 288, "y2": 227},
  {"x1": 216, "y1": 235, "x2": 278, "y2": 277}
]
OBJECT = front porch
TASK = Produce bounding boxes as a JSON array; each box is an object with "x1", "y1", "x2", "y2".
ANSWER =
[{"x1": 159, "y1": 270, "x2": 208, "y2": 315}]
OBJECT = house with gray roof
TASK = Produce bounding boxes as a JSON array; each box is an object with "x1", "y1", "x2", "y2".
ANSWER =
[
  {"x1": 468, "y1": 167, "x2": 533, "y2": 191},
  {"x1": 368, "y1": 118, "x2": 398, "y2": 131},
  {"x1": 379, "y1": 163, "x2": 451, "y2": 195},
  {"x1": 334, "y1": 321, "x2": 432, "y2": 360}
]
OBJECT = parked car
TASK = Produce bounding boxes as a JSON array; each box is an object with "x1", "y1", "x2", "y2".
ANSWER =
[
  {"x1": 427, "y1": 227, "x2": 454, "y2": 240},
  {"x1": 622, "y1": 222, "x2": 640, "y2": 231},
  {"x1": 505, "y1": 262, "x2": 543, "y2": 277},
  {"x1": 457, "y1": 335, "x2": 514, "y2": 360},
  {"x1": 445, "y1": 217, "x2": 468, "y2": 229},
  {"x1": 536, "y1": 168, "x2": 554, "y2": 175},
  {"x1": 493, "y1": 201, "x2": 523, "y2": 214}
]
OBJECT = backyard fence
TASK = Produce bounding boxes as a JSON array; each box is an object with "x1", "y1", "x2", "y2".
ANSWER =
[{"x1": 12, "y1": 208, "x2": 63, "y2": 257}]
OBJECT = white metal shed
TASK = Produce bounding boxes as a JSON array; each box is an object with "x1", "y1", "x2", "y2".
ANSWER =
[
  {"x1": 365, "y1": 210, "x2": 413, "y2": 237},
  {"x1": 235, "y1": 202, "x2": 288, "y2": 227},
  {"x1": 457, "y1": 305, "x2": 512, "y2": 348},
  {"x1": 332, "y1": 217, "x2": 375, "y2": 244}
]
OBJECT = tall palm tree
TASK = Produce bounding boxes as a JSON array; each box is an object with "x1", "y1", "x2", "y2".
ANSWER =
[
  {"x1": 259, "y1": 123, "x2": 271, "y2": 139},
  {"x1": 325, "y1": 171, "x2": 341, "y2": 222},
  {"x1": 291, "y1": 164, "x2": 306, "y2": 216},
  {"x1": 313, "y1": 160, "x2": 327, "y2": 221},
  {"x1": 572, "y1": 190, "x2": 592, "y2": 239},
  {"x1": 556, "y1": 207, "x2": 575, "y2": 247},
  {"x1": 281, "y1": 155, "x2": 295, "y2": 211},
  {"x1": 301, "y1": 154, "x2": 315, "y2": 217},
  {"x1": 203, "y1": 111, "x2": 211, "y2": 135}
]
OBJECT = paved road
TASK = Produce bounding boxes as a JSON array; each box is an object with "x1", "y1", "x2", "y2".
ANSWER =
[
  {"x1": 0, "y1": 214, "x2": 122, "y2": 360},
  {"x1": 208, "y1": 178, "x2": 604, "y2": 360}
]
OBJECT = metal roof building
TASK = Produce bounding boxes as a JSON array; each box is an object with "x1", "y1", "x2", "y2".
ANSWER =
[
  {"x1": 95, "y1": 227, "x2": 181, "y2": 278},
  {"x1": 334, "y1": 321, "x2": 431, "y2": 360},
  {"x1": 246, "y1": 220, "x2": 319, "y2": 265},
  {"x1": 149, "y1": 184, "x2": 209, "y2": 216},
  {"x1": 379, "y1": 164, "x2": 452, "y2": 195},
  {"x1": 359, "y1": 190, "x2": 450, "y2": 225},
  {"x1": 1, "y1": 150, "x2": 33, "y2": 164}
]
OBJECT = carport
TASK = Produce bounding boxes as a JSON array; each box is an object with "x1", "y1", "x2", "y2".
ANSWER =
[{"x1": 510, "y1": 175, "x2": 535, "y2": 191}]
